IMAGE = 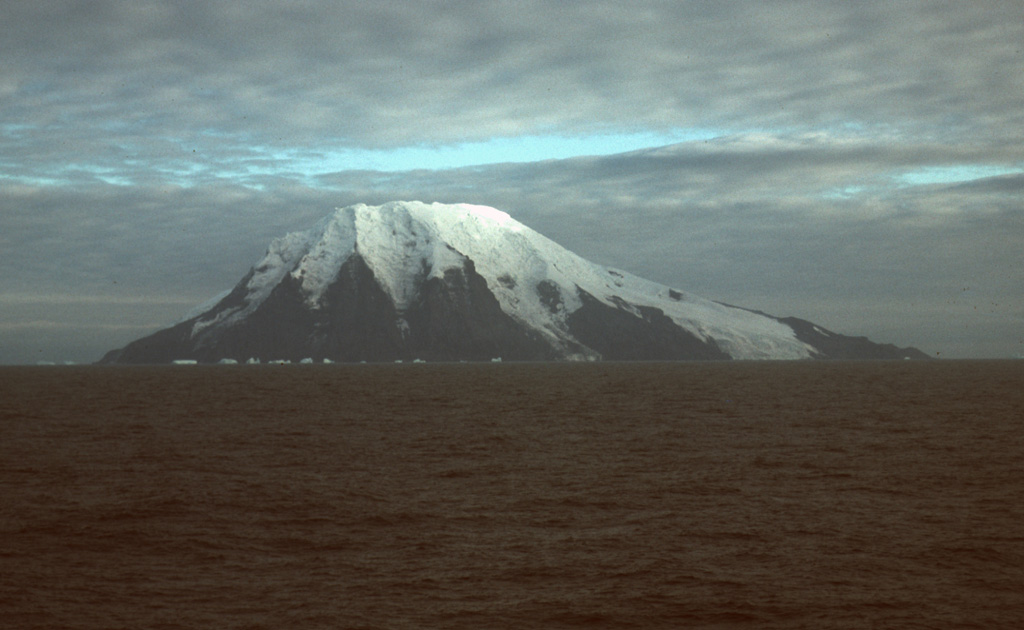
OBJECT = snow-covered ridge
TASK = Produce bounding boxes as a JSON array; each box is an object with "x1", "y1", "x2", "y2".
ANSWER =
[{"x1": 192, "y1": 201, "x2": 813, "y2": 359}]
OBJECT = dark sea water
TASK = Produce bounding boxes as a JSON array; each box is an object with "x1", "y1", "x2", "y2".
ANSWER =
[{"x1": 2, "y1": 361, "x2": 1022, "y2": 629}]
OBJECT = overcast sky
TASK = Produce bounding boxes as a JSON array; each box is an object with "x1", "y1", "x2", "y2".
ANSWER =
[{"x1": 2, "y1": 0, "x2": 1022, "y2": 363}]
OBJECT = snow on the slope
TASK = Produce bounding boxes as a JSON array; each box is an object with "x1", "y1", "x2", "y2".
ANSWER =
[
  {"x1": 191, "y1": 227, "x2": 315, "y2": 337},
  {"x1": 176, "y1": 289, "x2": 230, "y2": 324},
  {"x1": 191, "y1": 201, "x2": 471, "y2": 338},
  {"x1": 349, "y1": 202, "x2": 466, "y2": 310},
  {"x1": 357, "y1": 202, "x2": 812, "y2": 359},
  {"x1": 289, "y1": 210, "x2": 357, "y2": 303},
  {"x1": 391, "y1": 202, "x2": 812, "y2": 359},
  {"x1": 190, "y1": 200, "x2": 812, "y2": 359}
]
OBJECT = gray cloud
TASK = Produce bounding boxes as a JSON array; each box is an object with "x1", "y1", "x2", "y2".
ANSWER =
[{"x1": 3, "y1": 1, "x2": 1023, "y2": 164}]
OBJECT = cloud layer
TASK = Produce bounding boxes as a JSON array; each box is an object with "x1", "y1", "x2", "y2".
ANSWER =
[
  {"x1": 2, "y1": 1, "x2": 1022, "y2": 362},
  {"x1": 4, "y1": 1, "x2": 1023, "y2": 182}
]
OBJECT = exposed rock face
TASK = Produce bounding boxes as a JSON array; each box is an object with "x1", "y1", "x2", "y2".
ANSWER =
[
  {"x1": 566, "y1": 292, "x2": 730, "y2": 361},
  {"x1": 103, "y1": 255, "x2": 553, "y2": 364},
  {"x1": 775, "y1": 316, "x2": 930, "y2": 361},
  {"x1": 100, "y1": 201, "x2": 929, "y2": 364}
]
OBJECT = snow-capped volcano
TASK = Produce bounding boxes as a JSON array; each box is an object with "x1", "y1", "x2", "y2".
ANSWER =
[{"x1": 101, "y1": 201, "x2": 928, "y2": 363}]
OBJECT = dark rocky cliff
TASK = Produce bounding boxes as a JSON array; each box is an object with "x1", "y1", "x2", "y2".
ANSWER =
[{"x1": 102, "y1": 254, "x2": 554, "y2": 364}]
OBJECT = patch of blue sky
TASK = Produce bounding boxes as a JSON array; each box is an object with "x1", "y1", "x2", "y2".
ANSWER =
[
  {"x1": 822, "y1": 185, "x2": 869, "y2": 200},
  {"x1": 284, "y1": 128, "x2": 721, "y2": 177},
  {"x1": 0, "y1": 172, "x2": 69, "y2": 187},
  {"x1": 94, "y1": 173, "x2": 134, "y2": 186},
  {"x1": 67, "y1": 164, "x2": 145, "y2": 187},
  {"x1": 897, "y1": 164, "x2": 1023, "y2": 187},
  {"x1": 823, "y1": 163, "x2": 1024, "y2": 200},
  {"x1": 0, "y1": 161, "x2": 129, "y2": 187},
  {"x1": 2, "y1": 123, "x2": 36, "y2": 137}
]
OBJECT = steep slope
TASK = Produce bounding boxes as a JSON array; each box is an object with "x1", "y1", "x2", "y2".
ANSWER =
[{"x1": 100, "y1": 201, "x2": 928, "y2": 363}]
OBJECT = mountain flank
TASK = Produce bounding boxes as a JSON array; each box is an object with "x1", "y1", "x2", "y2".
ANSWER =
[{"x1": 101, "y1": 201, "x2": 929, "y2": 364}]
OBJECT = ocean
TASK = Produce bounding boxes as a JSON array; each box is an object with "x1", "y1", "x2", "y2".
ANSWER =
[{"x1": 2, "y1": 361, "x2": 1022, "y2": 629}]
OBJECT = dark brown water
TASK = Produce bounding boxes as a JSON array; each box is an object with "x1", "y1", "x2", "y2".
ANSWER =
[{"x1": 2, "y1": 361, "x2": 1022, "y2": 629}]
